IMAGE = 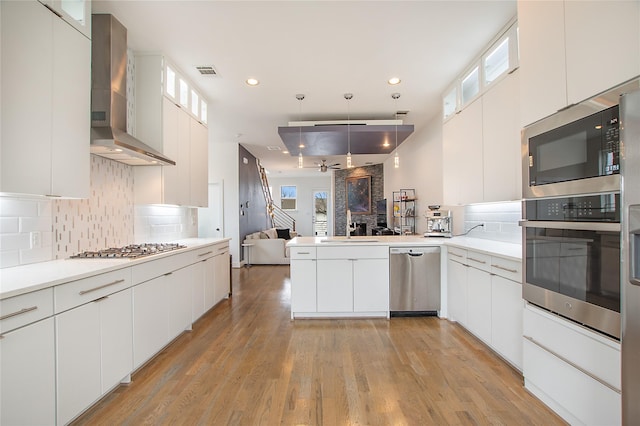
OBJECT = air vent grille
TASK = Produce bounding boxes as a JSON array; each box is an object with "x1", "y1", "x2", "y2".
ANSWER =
[
  {"x1": 196, "y1": 66, "x2": 217, "y2": 75},
  {"x1": 267, "y1": 146, "x2": 282, "y2": 151}
]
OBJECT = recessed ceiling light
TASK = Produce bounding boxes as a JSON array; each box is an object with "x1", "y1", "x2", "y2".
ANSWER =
[
  {"x1": 246, "y1": 78, "x2": 259, "y2": 86},
  {"x1": 283, "y1": 150, "x2": 289, "y2": 154},
  {"x1": 388, "y1": 77, "x2": 401, "y2": 85}
]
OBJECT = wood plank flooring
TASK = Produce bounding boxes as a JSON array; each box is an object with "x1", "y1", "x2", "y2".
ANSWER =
[{"x1": 73, "y1": 265, "x2": 565, "y2": 425}]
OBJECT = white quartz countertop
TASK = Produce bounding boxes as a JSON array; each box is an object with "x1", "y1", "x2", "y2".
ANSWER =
[
  {"x1": 287, "y1": 235, "x2": 521, "y2": 261},
  {"x1": 0, "y1": 238, "x2": 230, "y2": 300}
]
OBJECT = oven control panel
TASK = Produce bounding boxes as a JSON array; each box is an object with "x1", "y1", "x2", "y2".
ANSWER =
[{"x1": 525, "y1": 193, "x2": 620, "y2": 222}]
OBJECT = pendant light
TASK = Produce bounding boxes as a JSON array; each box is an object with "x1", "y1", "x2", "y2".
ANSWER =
[
  {"x1": 296, "y1": 94, "x2": 305, "y2": 168},
  {"x1": 345, "y1": 93, "x2": 353, "y2": 168},
  {"x1": 392, "y1": 92, "x2": 401, "y2": 168}
]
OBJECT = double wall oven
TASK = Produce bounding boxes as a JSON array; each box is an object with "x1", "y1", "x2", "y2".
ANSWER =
[{"x1": 520, "y1": 82, "x2": 636, "y2": 340}]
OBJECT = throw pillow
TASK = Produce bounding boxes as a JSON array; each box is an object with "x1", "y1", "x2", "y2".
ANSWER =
[{"x1": 276, "y1": 228, "x2": 291, "y2": 240}]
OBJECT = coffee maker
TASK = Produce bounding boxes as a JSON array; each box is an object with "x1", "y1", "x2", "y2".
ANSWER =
[{"x1": 424, "y1": 205, "x2": 452, "y2": 238}]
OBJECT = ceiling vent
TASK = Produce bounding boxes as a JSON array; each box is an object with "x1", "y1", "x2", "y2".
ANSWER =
[
  {"x1": 267, "y1": 146, "x2": 282, "y2": 151},
  {"x1": 196, "y1": 66, "x2": 217, "y2": 75}
]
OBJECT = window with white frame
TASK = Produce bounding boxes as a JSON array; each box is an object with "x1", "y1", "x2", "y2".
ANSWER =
[
  {"x1": 166, "y1": 65, "x2": 176, "y2": 99},
  {"x1": 461, "y1": 65, "x2": 480, "y2": 105},
  {"x1": 201, "y1": 99, "x2": 208, "y2": 124},
  {"x1": 443, "y1": 86, "x2": 458, "y2": 119},
  {"x1": 179, "y1": 78, "x2": 189, "y2": 107},
  {"x1": 442, "y1": 20, "x2": 519, "y2": 121},
  {"x1": 191, "y1": 90, "x2": 199, "y2": 116},
  {"x1": 280, "y1": 185, "x2": 297, "y2": 210},
  {"x1": 484, "y1": 37, "x2": 510, "y2": 85}
]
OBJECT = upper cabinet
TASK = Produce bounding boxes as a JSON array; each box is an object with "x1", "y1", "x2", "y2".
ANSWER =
[
  {"x1": 518, "y1": 0, "x2": 640, "y2": 126},
  {"x1": 133, "y1": 54, "x2": 209, "y2": 207},
  {"x1": 443, "y1": 70, "x2": 521, "y2": 205},
  {"x1": 38, "y1": 0, "x2": 91, "y2": 39},
  {"x1": 1, "y1": 0, "x2": 90, "y2": 198}
]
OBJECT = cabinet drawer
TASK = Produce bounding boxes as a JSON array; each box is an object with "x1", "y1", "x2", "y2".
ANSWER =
[
  {"x1": 192, "y1": 244, "x2": 228, "y2": 262},
  {"x1": 466, "y1": 250, "x2": 491, "y2": 272},
  {"x1": 317, "y1": 245, "x2": 388, "y2": 260},
  {"x1": 0, "y1": 288, "x2": 54, "y2": 334},
  {"x1": 131, "y1": 255, "x2": 186, "y2": 284},
  {"x1": 447, "y1": 247, "x2": 467, "y2": 263},
  {"x1": 54, "y1": 268, "x2": 132, "y2": 313},
  {"x1": 290, "y1": 247, "x2": 317, "y2": 259},
  {"x1": 524, "y1": 304, "x2": 620, "y2": 390},
  {"x1": 491, "y1": 256, "x2": 521, "y2": 282}
]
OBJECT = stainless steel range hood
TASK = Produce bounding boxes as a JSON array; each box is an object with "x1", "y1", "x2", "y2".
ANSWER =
[{"x1": 90, "y1": 14, "x2": 175, "y2": 166}]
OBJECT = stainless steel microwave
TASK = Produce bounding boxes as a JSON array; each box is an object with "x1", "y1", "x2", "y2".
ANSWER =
[
  {"x1": 521, "y1": 79, "x2": 640, "y2": 199},
  {"x1": 522, "y1": 104, "x2": 620, "y2": 199}
]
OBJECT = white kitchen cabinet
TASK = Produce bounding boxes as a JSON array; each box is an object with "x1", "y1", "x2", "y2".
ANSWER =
[
  {"x1": 1, "y1": 0, "x2": 90, "y2": 197},
  {"x1": 168, "y1": 266, "x2": 193, "y2": 340},
  {"x1": 447, "y1": 247, "x2": 524, "y2": 370},
  {"x1": 523, "y1": 304, "x2": 620, "y2": 424},
  {"x1": 291, "y1": 245, "x2": 388, "y2": 317},
  {"x1": 0, "y1": 318, "x2": 56, "y2": 426},
  {"x1": 442, "y1": 98, "x2": 484, "y2": 205},
  {"x1": 213, "y1": 246, "x2": 231, "y2": 304},
  {"x1": 203, "y1": 255, "x2": 217, "y2": 313},
  {"x1": 133, "y1": 275, "x2": 169, "y2": 369},
  {"x1": 55, "y1": 300, "x2": 101, "y2": 425},
  {"x1": 290, "y1": 247, "x2": 318, "y2": 315},
  {"x1": 134, "y1": 54, "x2": 208, "y2": 207},
  {"x1": 192, "y1": 260, "x2": 207, "y2": 322},
  {"x1": 190, "y1": 118, "x2": 209, "y2": 207},
  {"x1": 38, "y1": 0, "x2": 91, "y2": 39},
  {"x1": 517, "y1": 0, "x2": 567, "y2": 126},
  {"x1": 56, "y1": 287, "x2": 133, "y2": 425},
  {"x1": 466, "y1": 265, "x2": 492, "y2": 344},
  {"x1": 491, "y1": 275, "x2": 523, "y2": 370},
  {"x1": 317, "y1": 259, "x2": 353, "y2": 312},
  {"x1": 447, "y1": 250, "x2": 468, "y2": 325},
  {"x1": 518, "y1": 0, "x2": 640, "y2": 126},
  {"x1": 482, "y1": 69, "x2": 521, "y2": 202},
  {"x1": 353, "y1": 258, "x2": 389, "y2": 312},
  {"x1": 565, "y1": 1, "x2": 639, "y2": 106}
]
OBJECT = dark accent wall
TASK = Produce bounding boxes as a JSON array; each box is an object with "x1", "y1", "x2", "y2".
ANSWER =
[
  {"x1": 238, "y1": 146, "x2": 270, "y2": 260},
  {"x1": 334, "y1": 164, "x2": 384, "y2": 236}
]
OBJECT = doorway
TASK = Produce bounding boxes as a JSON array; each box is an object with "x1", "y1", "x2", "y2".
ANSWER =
[
  {"x1": 313, "y1": 190, "x2": 328, "y2": 236},
  {"x1": 198, "y1": 182, "x2": 224, "y2": 238}
]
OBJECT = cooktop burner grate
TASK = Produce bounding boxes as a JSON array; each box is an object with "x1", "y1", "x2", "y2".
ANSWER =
[{"x1": 71, "y1": 243, "x2": 186, "y2": 259}]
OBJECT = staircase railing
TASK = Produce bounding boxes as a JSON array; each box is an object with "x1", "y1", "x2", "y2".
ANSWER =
[{"x1": 256, "y1": 159, "x2": 296, "y2": 232}]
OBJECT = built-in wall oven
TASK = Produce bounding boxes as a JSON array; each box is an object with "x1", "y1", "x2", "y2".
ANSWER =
[{"x1": 520, "y1": 81, "x2": 639, "y2": 339}]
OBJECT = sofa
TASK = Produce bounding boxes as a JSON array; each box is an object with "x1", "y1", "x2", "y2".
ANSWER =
[{"x1": 242, "y1": 228, "x2": 297, "y2": 265}]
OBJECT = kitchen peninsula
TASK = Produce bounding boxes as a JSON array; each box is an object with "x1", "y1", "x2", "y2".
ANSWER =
[{"x1": 287, "y1": 235, "x2": 521, "y2": 320}]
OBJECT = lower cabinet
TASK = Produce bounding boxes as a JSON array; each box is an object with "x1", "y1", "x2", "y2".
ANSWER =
[
  {"x1": 56, "y1": 288, "x2": 133, "y2": 425},
  {"x1": 447, "y1": 247, "x2": 523, "y2": 370},
  {"x1": 523, "y1": 304, "x2": 620, "y2": 424},
  {"x1": 168, "y1": 266, "x2": 193, "y2": 340},
  {"x1": 213, "y1": 247, "x2": 231, "y2": 303},
  {"x1": 0, "y1": 317, "x2": 56, "y2": 426},
  {"x1": 290, "y1": 245, "x2": 389, "y2": 317},
  {"x1": 194, "y1": 244, "x2": 230, "y2": 321},
  {"x1": 133, "y1": 275, "x2": 169, "y2": 369}
]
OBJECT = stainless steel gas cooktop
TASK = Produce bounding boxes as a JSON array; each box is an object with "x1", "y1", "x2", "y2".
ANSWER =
[{"x1": 71, "y1": 243, "x2": 186, "y2": 259}]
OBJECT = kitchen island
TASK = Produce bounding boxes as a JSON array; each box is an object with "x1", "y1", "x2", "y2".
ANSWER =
[{"x1": 287, "y1": 235, "x2": 521, "y2": 320}]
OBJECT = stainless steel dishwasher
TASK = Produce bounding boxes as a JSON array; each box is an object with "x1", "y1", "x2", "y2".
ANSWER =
[{"x1": 389, "y1": 247, "x2": 441, "y2": 316}]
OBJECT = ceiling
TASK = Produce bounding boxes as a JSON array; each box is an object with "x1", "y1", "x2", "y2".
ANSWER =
[{"x1": 93, "y1": 1, "x2": 517, "y2": 177}]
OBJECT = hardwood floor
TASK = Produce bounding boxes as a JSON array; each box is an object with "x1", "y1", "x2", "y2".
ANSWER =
[{"x1": 73, "y1": 265, "x2": 565, "y2": 425}]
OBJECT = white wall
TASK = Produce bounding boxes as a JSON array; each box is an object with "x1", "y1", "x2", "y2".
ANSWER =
[
  {"x1": 384, "y1": 115, "x2": 448, "y2": 235},
  {"x1": 268, "y1": 174, "x2": 332, "y2": 237},
  {"x1": 208, "y1": 140, "x2": 241, "y2": 266}
]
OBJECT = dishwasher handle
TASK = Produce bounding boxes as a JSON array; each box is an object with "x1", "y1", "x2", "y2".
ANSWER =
[{"x1": 407, "y1": 252, "x2": 424, "y2": 257}]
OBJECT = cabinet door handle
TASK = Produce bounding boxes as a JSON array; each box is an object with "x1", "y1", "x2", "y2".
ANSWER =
[
  {"x1": 297, "y1": 251, "x2": 310, "y2": 255},
  {"x1": 217, "y1": 247, "x2": 227, "y2": 252},
  {"x1": 468, "y1": 257, "x2": 487, "y2": 264},
  {"x1": 449, "y1": 252, "x2": 463, "y2": 258},
  {"x1": 493, "y1": 264, "x2": 518, "y2": 273},
  {"x1": 164, "y1": 272, "x2": 173, "y2": 277},
  {"x1": 42, "y1": 3, "x2": 63, "y2": 18},
  {"x1": 0, "y1": 306, "x2": 38, "y2": 321},
  {"x1": 198, "y1": 251, "x2": 213, "y2": 257},
  {"x1": 523, "y1": 335, "x2": 620, "y2": 394},
  {"x1": 79, "y1": 279, "x2": 125, "y2": 295}
]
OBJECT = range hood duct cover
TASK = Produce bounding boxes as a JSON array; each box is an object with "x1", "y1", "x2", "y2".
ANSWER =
[{"x1": 90, "y1": 14, "x2": 175, "y2": 166}]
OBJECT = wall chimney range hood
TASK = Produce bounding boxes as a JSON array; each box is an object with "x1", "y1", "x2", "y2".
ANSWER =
[{"x1": 90, "y1": 14, "x2": 175, "y2": 166}]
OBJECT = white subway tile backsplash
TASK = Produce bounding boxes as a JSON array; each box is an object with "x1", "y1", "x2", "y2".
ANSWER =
[
  {"x1": 0, "y1": 251, "x2": 20, "y2": 268},
  {"x1": 19, "y1": 216, "x2": 52, "y2": 233},
  {"x1": 0, "y1": 198, "x2": 39, "y2": 217},
  {"x1": 463, "y1": 201, "x2": 522, "y2": 244},
  {"x1": 20, "y1": 247, "x2": 52, "y2": 265},
  {"x1": 0, "y1": 233, "x2": 31, "y2": 251},
  {"x1": 0, "y1": 218, "x2": 19, "y2": 233}
]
